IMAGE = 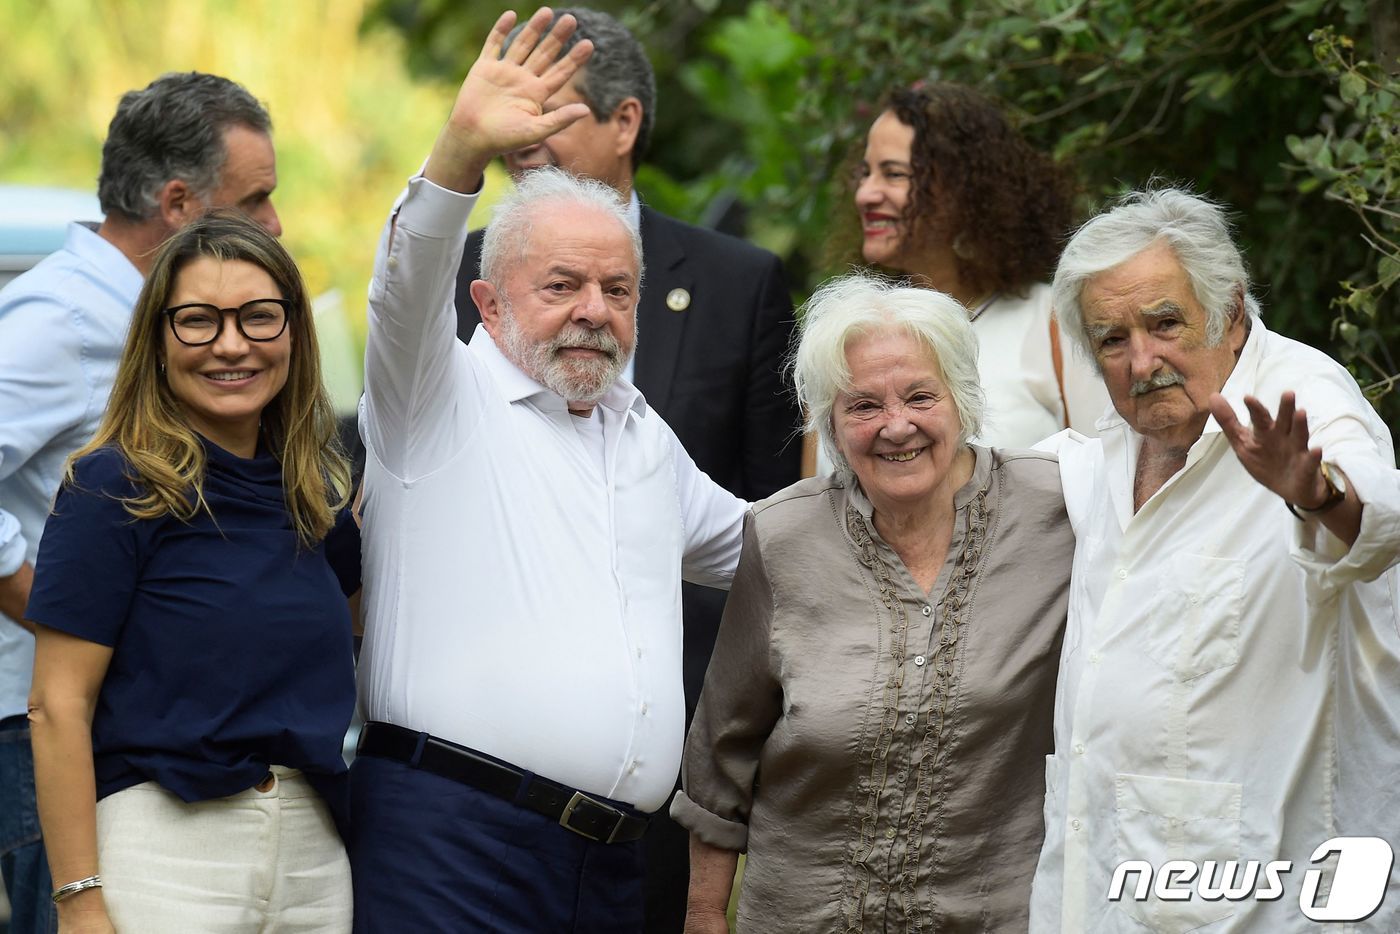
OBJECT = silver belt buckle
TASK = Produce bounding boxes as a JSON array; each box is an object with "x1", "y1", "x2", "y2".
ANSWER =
[{"x1": 559, "y1": 790, "x2": 624, "y2": 843}]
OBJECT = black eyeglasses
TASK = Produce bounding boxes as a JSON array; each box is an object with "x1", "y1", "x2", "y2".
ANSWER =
[{"x1": 163, "y1": 299, "x2": 292, "y2": 346}]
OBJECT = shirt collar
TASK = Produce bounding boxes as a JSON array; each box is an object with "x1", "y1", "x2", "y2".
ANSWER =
[
  {"x1": 1207, "y1": 315, "x2": 1268, "y2": 434},
  {"x1": 625, "y1": 189, "x2": 641, "y2": 232},
  {"x1": 466, "y1": 324, "x2": 647, "y2": 417},
  {"x1": 69, "y1": 221, "x2": 142, "y2": 297}
]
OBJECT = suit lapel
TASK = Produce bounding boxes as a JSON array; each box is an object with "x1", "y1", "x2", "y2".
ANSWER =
[{"x1": 633, "y1": 206, "x2": 692, "y2": 413}]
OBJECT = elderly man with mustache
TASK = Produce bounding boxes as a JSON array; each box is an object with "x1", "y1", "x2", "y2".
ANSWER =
[
  {"x1": 348, "y1": 9, "x2": 746, "y2": 933},
  {"x1": 1029, "y1": 187, "x2": 1400, "y2": 933}
]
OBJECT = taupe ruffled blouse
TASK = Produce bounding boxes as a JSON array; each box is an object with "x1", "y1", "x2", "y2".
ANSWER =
[{"x1": 673, "y1": 446, "x2": 1072, "y2": 932}]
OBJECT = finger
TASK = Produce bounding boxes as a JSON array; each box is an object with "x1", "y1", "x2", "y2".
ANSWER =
[
  {"x1": 1275, "y1": 391, "x2": 1297, "y2": 437},
  {"x1": 479, "y1": 10, "x2": 518, "y2": 63},
  {"x1": 534, "y1": 101, "x2": 593, "y2": 136},
  {"x1": 1242, "y1": 395, "x2": 1274, "y2": 435},
  {"x1": 1209, "y1": 393, "x2": 1249, "y2": 447},
  {"x1": 504, "y1": 7, "x2": 556, "y2": 65},
  {"x1": 522, "y1": 12, "x2": 577, "y2": 73},
  {"x1": 540, "y1": 37, "x2": 594, "y2": 95},
  {"x1": 1292, "y1": 405, "x2": 1312, "y2": 448}
]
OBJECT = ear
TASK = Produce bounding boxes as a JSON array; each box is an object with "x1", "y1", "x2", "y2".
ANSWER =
[
  {"x1": 157, "y1": 178, "x2": 203, "y2": 230},
  {"x1": 609, "y1": 97, "x2": 643, "y2": 161},
  {"x1": 1226, "y1": 285, "x2": 1248, "y2": 353},
  {"x1": 471, "y1": 279, "x2": 505, "y2": 338}
]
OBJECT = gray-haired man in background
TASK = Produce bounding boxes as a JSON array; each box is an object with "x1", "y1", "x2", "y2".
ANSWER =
[{"x1": 0, "y1": 71, "x2": 281, "y2": 933}]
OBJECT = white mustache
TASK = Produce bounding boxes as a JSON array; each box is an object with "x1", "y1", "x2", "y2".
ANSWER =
[
  {"x1": 550, "y1": 326, "x2": 620, "y2": 359},
  {"x1": 1131, "y1": 371, "x2": 1186, "y2": 396}
]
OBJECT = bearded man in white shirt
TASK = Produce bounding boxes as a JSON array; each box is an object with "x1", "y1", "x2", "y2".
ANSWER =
[
  {"x1": 347, "y1": 10, "x2": 746, "y2": 933},
  {"x1": 1030, "y1": 187, "x2": 1400, "y2": 933}
]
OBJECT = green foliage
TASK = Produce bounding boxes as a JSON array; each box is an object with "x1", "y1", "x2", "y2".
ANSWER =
[
  {"x1": 370, "y1": 0, "x2": 1400, "y2": 428},
  {"x1": 1287, "y1": 26, "x2": 1400, "y2": 406}
]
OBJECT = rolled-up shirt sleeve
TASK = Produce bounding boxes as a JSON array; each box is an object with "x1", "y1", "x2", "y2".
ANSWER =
[
  {"x1": 1283, "y1": 370, "x2": 1400, "y2": 588},
  {"x1": 672, "y1": 514, "x2": 781, "y2": 851}
]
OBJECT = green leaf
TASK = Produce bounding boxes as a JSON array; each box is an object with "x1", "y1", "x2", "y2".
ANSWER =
[
  {"x1": 1286, "y1": 134, "x2": 1324, "y2": 162},
  {"x1": 1077, "y1": 63, "x2": 1109, "y2": 86},
  {"x1": 1379, "y1": 255, "x2": 1400, "y2": 290},
  {"x1": 1333, "y1": 138, "x2": 1367, "y2": 166},
  {"x1": 1339, "y1": 71, "x2": 1366, "y2": 104},
  {"x1": 1339, "y1": 321, "x2": 1361, "y2": 345}
]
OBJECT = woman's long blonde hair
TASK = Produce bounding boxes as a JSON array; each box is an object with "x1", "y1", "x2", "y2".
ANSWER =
[{"x1": 67, "y1": 210, "x2": 350, "y2": 547}]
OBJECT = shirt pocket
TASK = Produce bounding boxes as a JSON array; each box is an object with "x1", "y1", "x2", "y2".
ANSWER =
[
  {"x1": 1142, "y1": 554, "x2": 1243, "y2": 681},
  {"x1": 1113, "y1": 772, "x2": 1241, "y2": 933}
]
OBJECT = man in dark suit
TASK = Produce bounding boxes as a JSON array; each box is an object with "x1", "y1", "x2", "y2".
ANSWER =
[{"x1": 453, "y1": 8, "x2": 801, "y2": 931}]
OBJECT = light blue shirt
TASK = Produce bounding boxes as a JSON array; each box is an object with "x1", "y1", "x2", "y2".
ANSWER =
[{"x1": 0, "y1": 221, "x2": 141, "y2": 718}]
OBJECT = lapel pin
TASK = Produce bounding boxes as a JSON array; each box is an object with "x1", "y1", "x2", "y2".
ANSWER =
[{"x1": 666, "y1": 287, "x2": 691, "y2": 312}]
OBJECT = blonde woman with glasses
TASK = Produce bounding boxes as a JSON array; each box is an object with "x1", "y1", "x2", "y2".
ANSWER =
[{"x1": 26, "y1": 210, "x2": 358, "y2": 934}]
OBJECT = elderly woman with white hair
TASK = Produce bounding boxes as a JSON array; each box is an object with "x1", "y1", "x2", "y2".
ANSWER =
[{"x1": 671, "y1": 272, "x2": 1074, "y2": 933}]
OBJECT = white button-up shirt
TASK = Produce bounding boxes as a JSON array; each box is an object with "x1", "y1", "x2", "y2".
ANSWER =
[
  {"x1": 357, "y1": 177, "x2": 746, "y2": 813},
  {"x1": 1030, "y1": 320, "x2": 1400, "y2": 933}
]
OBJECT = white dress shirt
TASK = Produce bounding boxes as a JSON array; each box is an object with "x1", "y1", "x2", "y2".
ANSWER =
[
  {"x1": 357, "y1": 176, "x2": 746, "y2": 813},
  {"x1": 1030, "y1": 319, "x2": 1400, "y2": 933}
]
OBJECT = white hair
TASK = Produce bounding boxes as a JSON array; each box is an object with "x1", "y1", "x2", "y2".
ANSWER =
[
  {"x1": 1053, "y1": 186, "x2": 1260, "y2": 361},
  {"x1": 791, "y1": 273, "x2": 984, "y2": 483},
  {"x1": 479, "y1": 165, "x2": 643, "y2": 289}
]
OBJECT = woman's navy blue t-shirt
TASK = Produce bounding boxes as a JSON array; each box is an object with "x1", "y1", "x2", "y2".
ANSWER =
[{"x1": 26, "y1": 439, "x2": 358, "y2": 805}]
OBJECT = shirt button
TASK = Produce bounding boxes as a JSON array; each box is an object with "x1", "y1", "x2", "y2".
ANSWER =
[
  {"x1": 1074, "y1": 743, "x2": 1085, "y2": 755},
  {"x1": 636, "y1": 647, "x2": 643, "y2": 658},
  {"x1": 921, "y1": 605, "x2": 932, "y2": 617},
  {"x1": 387, "y1": 256, "x2": 399, "y2": 269},
  {"x1": 1071, "y1": 819, "x2": 1082, "y2": 831},
  {"x1": 1089, "y1": 653, "x2": 1101, "y2": 664},
  {"x1": 640, "y1": 703, "x2": 648, "y2": 715},
  {"x1": 914, "y1": 655, "x2": 926, "y2": 667},
  {"x1": 904, "y1": 713, "x2": 916, "y2": 725},
  {"x1": 1116, "y1": 568, "x2": 1128, "y2": 580},
  {"x1": 628, "y1": 761, "x2": 638, "y2": 774},
  {"x1": 896, "y1": 771, "x2": 907, "y2": 783},
  {"x1": 885, "y1": 827, "x2": 896, "y2": 839}
]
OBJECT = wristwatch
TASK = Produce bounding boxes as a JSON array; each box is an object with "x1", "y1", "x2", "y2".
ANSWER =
[{"x1": 1286, "y1": 461, "x2": 1347, "y2": 519}]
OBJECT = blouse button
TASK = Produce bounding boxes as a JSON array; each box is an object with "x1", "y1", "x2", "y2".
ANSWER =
[
  {"x1": 896, "y1": 771, "x2": 907, "y2": 783},
  {"x1": 914, "y1": 655, "x2": 926, "y2": 667},
  {"x1": 921, "y1": 605, "x2": 932, "y2": 617},
  {"x1": 1071, "y1": 819, "x2": 1083, "y2": 831},
  {"x1": 904, "y1": 713, "x2": 916, "y2": 726},
  {"x1": 885, "y1": 827, "x2": 896, "y2": 840}
]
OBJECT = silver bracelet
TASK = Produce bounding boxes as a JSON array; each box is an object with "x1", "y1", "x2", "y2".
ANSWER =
[{"x1": 51, "y1": 874, "x2": 102, "y2": 904}]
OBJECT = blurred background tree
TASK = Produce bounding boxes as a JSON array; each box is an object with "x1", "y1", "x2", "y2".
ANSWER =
[
  {"x1": 3, "y1": 0, "x2": 1393, "y2": 429},
  {"x1": 370, "y1": 0, "x2": 1397, "y2": 429},
  {"x1": 0, "y1": 0, "x2": 465, "y2": 413}
]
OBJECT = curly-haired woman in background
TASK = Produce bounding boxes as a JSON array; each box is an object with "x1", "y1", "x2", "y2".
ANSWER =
[{"x1": 846, "y1": 81, "x2": 1107, "y2": 449}]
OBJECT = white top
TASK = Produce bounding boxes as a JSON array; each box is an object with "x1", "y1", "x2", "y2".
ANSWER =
[
  {"x1": 1029, "y1": 320, "x2": 1400, "y2": 933},
  {"x1": 971, "y1": 282, "x2": 1108, "y2": 447},
  {"x1": 357, "y1": 176, "x2": 746, "y2": 813},
  {"x1": 0, "y1": 222, "x2": 141, "y2": 718}
]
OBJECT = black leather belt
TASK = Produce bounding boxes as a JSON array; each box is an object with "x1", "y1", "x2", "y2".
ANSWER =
[{"x1": 357, "y1": 721, "x2": 648, "y2": 844}]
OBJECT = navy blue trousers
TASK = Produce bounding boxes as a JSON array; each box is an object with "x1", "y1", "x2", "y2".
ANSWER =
[{"x1": 349, "y1": 754, "x2": 645, "y2": 933}]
